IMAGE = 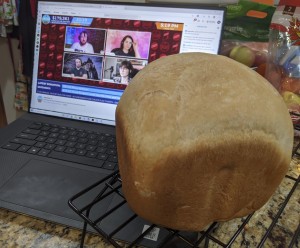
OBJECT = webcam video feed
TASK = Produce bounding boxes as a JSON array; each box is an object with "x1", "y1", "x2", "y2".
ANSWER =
[{"x1": 36, "y1": 13, "x2": 184, "y2": 106}]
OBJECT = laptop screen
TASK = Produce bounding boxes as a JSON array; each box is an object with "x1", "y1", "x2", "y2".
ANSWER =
[{"x1": 30, "y1": 0, "x2": 225, "y2": 126}]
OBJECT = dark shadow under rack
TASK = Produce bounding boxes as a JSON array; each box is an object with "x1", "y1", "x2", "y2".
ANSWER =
[{"x1": 68, "y1": 113, "x2": 300, "y2": 248}]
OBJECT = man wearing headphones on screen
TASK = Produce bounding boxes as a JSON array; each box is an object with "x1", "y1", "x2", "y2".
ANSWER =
[{"x1": 71, "y1": 31, "x2": 94, "y2": 54}]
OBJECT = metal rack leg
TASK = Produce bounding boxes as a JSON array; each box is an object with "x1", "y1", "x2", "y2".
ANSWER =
[
  {"x1": 73, "y1": 174, "x2": 120, "y2": 248},
  {"x1": 80, "y1": 220, "x2": 88, "y2": 248},
  {"x1": 80, "y1": 206, "x2": 94, "y2": 248},
  {"x1": 204, "y1": 236, "x2": 210, "y2": 248}
]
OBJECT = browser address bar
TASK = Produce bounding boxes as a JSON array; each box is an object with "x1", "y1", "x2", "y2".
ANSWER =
[
  {"x1": 63, "y1": 11, "x2": 140, "y2": 20},
  {"x1": 103, "y1": 13, "x2": 141, "y2": 19}
]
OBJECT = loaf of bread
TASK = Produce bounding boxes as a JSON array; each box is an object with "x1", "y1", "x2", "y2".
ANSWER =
[{"x1": 115, "y1": 52, "x2": 294, "y2": 231}]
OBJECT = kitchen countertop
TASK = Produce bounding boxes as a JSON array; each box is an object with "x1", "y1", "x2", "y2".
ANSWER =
[
  {"x1": 0, "y1": 146, "x2": 299, "y2": 248},
  {"x1": 0, "y1": 207, "x2": 115, "y2": 248}
]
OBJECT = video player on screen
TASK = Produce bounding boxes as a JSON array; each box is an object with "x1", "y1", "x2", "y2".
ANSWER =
[
  {"x1": 111, "y1": 35, "x2": 141, "y2": 58},
  {"x1": 71, "y1": 31, "x2": 94, "y2": 54},
  {"x1": 113, "y1": 60, "x2": 134, "y2": 85},
  {"x1": 70, "y1": 58, "x2": 88, "y2": 79}
]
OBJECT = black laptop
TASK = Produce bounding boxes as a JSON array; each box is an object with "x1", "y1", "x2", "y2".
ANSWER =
[{"x1": 0, "y1": 0, "x2": 225, "y2": 246}]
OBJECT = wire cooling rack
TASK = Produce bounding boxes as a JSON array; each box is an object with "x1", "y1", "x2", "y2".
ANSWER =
[{"x1": 68, "y1": 113, "x2": 300, "y2": 248}]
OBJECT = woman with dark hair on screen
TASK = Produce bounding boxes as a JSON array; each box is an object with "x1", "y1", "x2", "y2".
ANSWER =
[
  {"x1": 111, "y1": 35, "x2": 141, "y2": 58},
  {"x1": 113, "y1": 60, "x2": 134, "y2": 85}
]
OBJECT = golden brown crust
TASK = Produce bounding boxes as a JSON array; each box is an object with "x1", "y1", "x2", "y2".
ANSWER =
[{"x1": 116, "y1": 52, "x2": 294, "y2": 231}]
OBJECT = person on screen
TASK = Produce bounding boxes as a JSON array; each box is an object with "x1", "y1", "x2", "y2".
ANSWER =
[
  {"x1": 111, "y1": 35, "x2": 141, "y2": 58},
  {"x1": 113, "y1": 60, "x2": 134, "y2": 85},
  {"x1": 83, "y1": 58, "x2": 99, "y2": 80},
  {"x1": 71, "y1": 31, "x2": 94, "y2": 54},
  {"x1": 70, "y1": 58, "x2": 88, "y2": 79}
]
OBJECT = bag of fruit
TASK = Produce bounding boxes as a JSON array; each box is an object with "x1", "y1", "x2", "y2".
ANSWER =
[
  {"x1": 265, "y1": 0, "x2": 300, "y2": 125},
  {"x1": 220, "y1": 0, "x2": 275, "y2": 71}
]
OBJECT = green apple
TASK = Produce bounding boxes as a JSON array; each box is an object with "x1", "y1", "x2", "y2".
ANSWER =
[{"x1": 229, "y1": 45, "x2": 255, "y2": 67}]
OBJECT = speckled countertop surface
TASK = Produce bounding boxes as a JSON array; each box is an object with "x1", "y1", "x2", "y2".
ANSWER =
[
  {"x1": 0, "y1": 207, "x2": 116, "y2": 248},
  {"x1": 0, "y1": 146, "x2": 299, "y2": 248}
]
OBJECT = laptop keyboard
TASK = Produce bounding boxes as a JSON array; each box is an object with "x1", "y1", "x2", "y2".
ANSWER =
[{"x1": 1, "y1": 122, "x2": 118, "y2": 170}]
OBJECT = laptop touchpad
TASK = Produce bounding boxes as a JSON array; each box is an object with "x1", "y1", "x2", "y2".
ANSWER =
[{"x1": 0, "y1": 159, "x2": 112, "y2": 221}]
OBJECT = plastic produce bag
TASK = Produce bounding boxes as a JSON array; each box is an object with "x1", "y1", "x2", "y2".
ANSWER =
[
  {"x1": 223, "y1": 0, "x2": 275, "y2": 42},
  {"x1": 220, "y1": 0, "x2": 275, "y2": 70},
  {"x1": 265, "y1": 0, "x2": 300, "y2": 116}
]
